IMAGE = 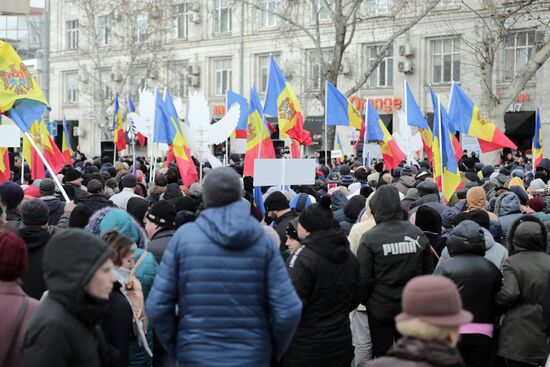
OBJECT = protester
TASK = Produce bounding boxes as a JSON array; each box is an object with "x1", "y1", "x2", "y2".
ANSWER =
[
  {"x1": 144, "y1": 200, "x2": 176, "y2": 263},
  {"x1": 414, "y1": 205, "x2": 446, "y2": 261},
  {"x1": 495, "y1": 191, "x2": 523, "y2": 243},
  {"x1": 78, "y1": 179, "x2": 116, "y2": 212},
  {"x1": 0, "y1": 181, "x2": 25, "y2": 232},
  {"x1": 69, "y1": 203, "x2": 94, "y2": 228},
  {"x1": 409, "y1": 181, "x2": 447, "y2": 215},
  {"x1": 284, "y1": 218, "x2": 301, "y2": 254},
  {"x1": 358, "y1": 185, "x2": 434, "y2": 357},
  {"x1": 496, "y1": 215, "x2": 550, "y2": 366},
  {"x1": 358, "y1": 275, "x2": 472, "y2": 367},
  {"x1": 0, "y1": 232, "x2": 40, "y2": 367},
  {"x1": 394, "y1": 166, "x2": 415, "y2": 196},
  {"x1": 62, "y1": 167, "x2": 87, "y2": 201},
  {"x1": 434, "y1": 220, "x2": 502, "y2": 367},
  {"x1": 349, "y1": 196, "x2": 376, "y2": 254},
  {"x1": 264, "y1": 191, "x2": 298, "y2": 254},
  {"x1": 146, "y1": 167, "x2": 302, "y2": 366},
  {"x1": 38, "y1": 178, "x2": 65, "y2": 225},
  {"x1": 283, "y1": 195, "x2": 359, "y2": 367},
  {"x1": 22, "y1": 229, "x2": 116, "y2": 367},
  {"x1": 110, "y1": 174, "x2": 140, "y2": 210},
  {"x1": 340, "y1": 195, "x2": 366, "y2": 235},
  {"x1": 127, "y1": 197, "x2": 151, "y2": 228},
  {"x1": 146, "y1": 174, "x2": 167, "y2": 203}
]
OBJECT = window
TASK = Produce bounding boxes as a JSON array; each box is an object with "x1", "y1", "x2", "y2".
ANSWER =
[
  {"x1": 311, "y1": 0, "x2": 334, "y2": 21},
  {"x1": 213, "y1": 57, "x2": 232, "y2": 96},
  {"x1": 134, "y1": 10, "x2": 148, "y2": 43},
  {"x1": 213, "y1": 0, "x2": 231, "y2": 34},
  {"x1": 257, "y1": 54, "x2": 279, "y2": 93},
  {"x1": 308, "y1": 48, "x2": 332, "y2": 91},
  {"x1": 366, "y1": 0, "x2": 393, "y2": 16},
  {"x1": 174, "y1": 2, "x2": 190, "y2": 39},
  {"x1": 97, "y1": 15, "x2": 112, "y2": 46},
  {"x1": 503, "y1": 31, "x2": 535, "y2": 81},
  {"x1": 440, "y1": 0, "x2": 458, "y2": 5},
  {"x1": 431, "y1": 38, "x2": 460, "y2": 84},
  {"x1": 366, "y1": 44, "x2": 394, "y2": 88},
  {"x1": 169, "y1": 61, "x2": 189, "y2": 98},
  {"x1": 64, "y1": 72, "x2": 78, "y2": 104},
  {"x1": 99, "y1": 69, "x2": 112, "y2": 101},
  {"x1": 66, "y1": 20, "x2": 78, "y2": 49},
  {"x1": 260, "y1": 0, "x2": 279, "y2": 28},
  {"x1": 0, "y1": 15, "x2": 42, "y2": 59}
]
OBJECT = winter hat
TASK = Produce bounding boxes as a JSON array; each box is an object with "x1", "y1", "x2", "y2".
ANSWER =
[
  {"x1": 39, "y1": 178, "x2": 56, "y2": 196},
  {"x1": 202, "y1": 166, "x2": 242, "y2": 209},
  {"x1": 348, "y1": 182, "x2": 362, "y2": 195},
  {"x1": 367, "y1": 172, "x2": 380, "y2": 184},
  {"x1": 464, "y1": 171, "x2": 481, "y2": 185},
  {"x1": 441, "y1": 207, "x2": 460, "y2": 229},
  {"x1": 339, "y1": 165, "x2": 351, "y2": 176},
  {"x1": 396, "y1": 275, "x2": 473, "y2": 327},
  {"x1": 339, "y1": 175, "x2": 354, "y2": 187},
  {"x1": 286, "y1": 217, "x2": 300, "y2": 241},
  {"x1": 87, "y1": 179, "x2": 104, "y2": 194},
  {"x1": 499, "y1": 168, "x2": 511, "y2": 176},
  {"x1": 495, "y1": 173, "x2": 508, "y2": 186},
  {"x1": 21, "y1": 199, "x2": 49, "y2": 226},
  {"x1": 99, "y1": 209, "x2": 140, "y2": 243},
  {"x1": 529, "y1": 178, "x2": 547, "y2": 193},
  {"x1": 528, "y1": 197, "x2": 545, "y2": 212},
  {"x1": 289, "y1": 193, "x2": 314, "y2": 214},
  {"x1": 417, "y1": 181, "x2": 438, "y2": 197},
  {"x1": 69, "y1": 203, "x2": 94, "y2": 228},
  {"x1": 405, "y1": 188, "x2": 420, "y2": 201},
  {"x1": 154, "y1": 174, "x2": 168, "y2": 187},
  {"x1": 121, "y1": 174, "x2": 137, "y2": 188},
  {"x1": 392, "y1": 167, "x2": 402, "y2": 178},
  {"x1": 415, "y1": 171, "x2": 431, "y2": 181},
  {"x1": 327, "y1": 172, "x2": 340, "y2": 183},
  {"x1": 0, "y1": 232, "x2": 28, "y2": 281},
  {"x1": 189, "y1": 183, "x2": 202, "y2": 197},
  {"x1": 299, "y1": 196, "x2": 333, "y2": 233},
  {"x1": 465, "y1": 209, "x2": 490, "y2": 230},
  {"x1": 127, "y1": 197, "x2": 151, "y2": 226},
  {"x1": 401, "y1": 166, "x2": 413, "y2": 177},
  {"x1": 360, "y1": 185, "x2": 374, "y2": 199},
  {"x1": 175, "y1": 210, "x2": 197, "y2": 229},
  {"x1": 64, "y1": 167, "x2": 82, "y2": 182},
  {"x1": 146, "y1": 200, "x2": 176, "y2": 229},
  {"x1": 481, "y1": 165, "x2": 495, "y2": 178},
  {"x1": 175, "y1": 196, "x2": 198, "y2": 213},
  {"x1": 512, "y1": 168, "x2": 525, "y2": 179},
  {"x1": 415, "y1": 205, "x2": 442, "y2": 234},
  {"x1": 24, "y1": 185, "x2": 41, "y2": 199},
  {"x1": 344, "y1": 195, "x2": 366, "y2": 223},
  {"x1": 0, "y1": 182, "x2": 24, "y2": 210},
  {"x1": 265, "y1": 191, "x2": 290, "y2": 211}
]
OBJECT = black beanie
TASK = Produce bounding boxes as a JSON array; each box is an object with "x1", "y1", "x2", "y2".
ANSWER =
[
  {"x1": 466, "y1": 209, "x2": 490, "y2": 230},
  {"x1": 299, "y1": 196, "x2": 333, "y2": 233},
  {"x1": 21, "y1": 199, "x2": 49, "y2": 226},
  {"x1": 264, "y1": 191, "x2": 289, "y2": 211},
  {"x1": 146, "y1": 200, "x2": 176, "y2": 228},
  {"x1": 69, "y1": 203, "x2": 93, "y2": 228}
]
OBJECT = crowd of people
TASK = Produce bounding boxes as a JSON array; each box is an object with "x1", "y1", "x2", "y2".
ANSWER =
[{"x1": 1, "y1": 151, "x2": 550, "y2": 367}]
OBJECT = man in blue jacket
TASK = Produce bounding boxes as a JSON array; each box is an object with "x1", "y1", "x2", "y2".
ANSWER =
[{"x1": 146, "y1": 167, "x2": 303, "y2": 367}]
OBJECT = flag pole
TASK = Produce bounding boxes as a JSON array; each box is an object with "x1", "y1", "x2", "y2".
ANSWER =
[
  {"x1": 324, "y1": 81, "x2": 328, "y2": 167},
  {"x1": 437, "y1": 96, "x2": 444, "y2": 199},
  {"x1": 24, "y1": 131, "x2": 69, "y2": 202},
  {"x1": 363, "y1": 102, "x2": 368, "y2": 166},
  {"x1": 20, "y1": 155, "x2": 25, "y2": 184}
]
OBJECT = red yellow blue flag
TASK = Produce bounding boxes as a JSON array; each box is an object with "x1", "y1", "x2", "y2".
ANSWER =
[
  {"x1": 112, "y1": 94, "x2": 126, "y2": 152},
  {"x1": 62, "y1": 116, "x2": 73, "y2": 166},
  {"x1": 533, "y1": 108, "x2": 543, "y2": 169},
  {"x1": 326, "y1": 81, "x2": 363, "y2": 130},
  {"x1": 404, "y1": 81, "x2": 433, "y2": 163},
  {"x1": 366, "y1": 101, "x2": 406, "y2": 170}
]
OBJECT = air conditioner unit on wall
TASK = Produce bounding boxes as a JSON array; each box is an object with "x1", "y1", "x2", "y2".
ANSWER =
[
  {"x1": 190, "y1": 13, "x2": 201, "y2": 24},
  {"x1": 187, "y1": 75, "x2": 200, "y2": 87},
  {"x1": 398, "y1": 60, "x2": 414, "y2": 74},
  {"x1": 399, "y1": 43, "x2": 414, "y2": 57},
  {"x1": 187, "y1": 64, "x2": 200, "y2": 75}
]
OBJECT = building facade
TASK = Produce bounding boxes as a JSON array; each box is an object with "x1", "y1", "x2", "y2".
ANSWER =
[{"x1": 47, "y1": 0, "x2": 550, "y2": 160}]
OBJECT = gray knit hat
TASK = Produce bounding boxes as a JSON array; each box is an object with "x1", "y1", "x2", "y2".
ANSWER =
[
  {"x1": 39, "y1": 178, "x2": 56, "y2": 196},
  {"x1": 202, "y1": 167, "x2": 242, "y2": 208},
  {"x1": 22, "y1": 199, "x2": 49, "y2": 226}
]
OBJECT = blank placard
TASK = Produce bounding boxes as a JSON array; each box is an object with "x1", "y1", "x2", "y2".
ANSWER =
[
  {"x1": 0, "y1": 125, "x2": 21, "y2": 147},
  {"x1": 254, "y1": 159, "x2": 316, "y2": 186}
]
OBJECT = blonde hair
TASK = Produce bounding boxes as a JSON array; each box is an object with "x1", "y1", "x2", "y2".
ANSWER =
[{"x1": 396, "y1": 318, "x2": 459, "y2": 343}]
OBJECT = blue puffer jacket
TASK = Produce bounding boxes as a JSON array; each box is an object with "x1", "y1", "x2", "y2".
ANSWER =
[{"x1": 146, "y1": 201, "x2": 303, "y2": 367}]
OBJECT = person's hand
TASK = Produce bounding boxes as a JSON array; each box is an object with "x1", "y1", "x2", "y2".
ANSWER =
[
  {"x1": 64, "y1": 200, "x2": 76, "y2": 212},
  {"x1": 521, "y1": 204, "x2": 534, "y2": 214}
]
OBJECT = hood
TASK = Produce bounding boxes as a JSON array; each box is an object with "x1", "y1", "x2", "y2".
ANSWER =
[
  {"x1": 415, "y1": 205, "x2": 442, "y2": 234},
  {"x1": 398, "y1": 175, "x2": 416, "y2": 189},
  {"x1": 195, "y1": 200, "x2": 265, "y2": 250},
  {"x1": 43, "y1": 229, "x2": 113, "y2": 327},
  {"x1": 302, "y1": 227, "x2": 350, "y2": 263},
  {"x1": 370, "y1": 185, "x2": 402, "y2": 223},
  {"x1": 466, "y1": 186, "x2": 487, "y2": 211},
  {"x1": 331, "y1": 190, "x2": 348, "y2": 211},
  {"x1": 446, "y1": 220, "x2": 486, "y2": 257},
  {"x1": 417, "y1": 181, "x2": 439, "y2": 197},
  {"x1": 85, "y1": 207, "x2": 148, "y2": 249},
  {"x1": 495, "y1": 192, "x2": 521, "y2": 216},
  {"x1": 481, "y1": 228, "x2": 497, "y2": 250},
  {"x1": 18, "y1": 225, "x2": 51, "y2": 250},
  {"x1": 508, "y1": 215, "x2": 547, "y2": 254},
  {"x1": 343, "y1": 195, "x2": 366, "y2": 223}
]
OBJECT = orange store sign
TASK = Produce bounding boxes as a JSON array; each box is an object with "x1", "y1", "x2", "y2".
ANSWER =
[{"x1": 349, "y1": 96, "x2": 402, "y2": 114}]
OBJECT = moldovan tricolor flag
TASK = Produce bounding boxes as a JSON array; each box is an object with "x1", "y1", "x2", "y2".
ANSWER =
[
  {"x1": 448, "y1": 82, "x2": 517, "y2": 153},
  {"x1": 326, "y1": 81, "x2": 363, "y2": 130},
  {"x1": 39, "y1": 119, "x2": 66, "y2": 174},
  {"x1": 404, "y1": 81, "x2": 433, "y2": 162},
  {"x1": 0, "y1": 116, "x2": 10, "y2": 183},
  {"x1": 264, "y1": 56, "x2": 312, "y2": 145},
  {"x1": 432, "y1": 97, "x2": 462, "y2": 202},
  {"x1": 429, "y1": 86, "x2": 463, "y2": 162},
  {"x1": 23, "y1": 121, "x2": 45, "y2": 180},
  {"x1": 62, "y1": 116, "x2": 73, "y2": 166},
  {"x1": 227, "y1": 90, "x2": 248, "y2": 139},
  {"x1": 112, "y1": 94, "x2": 126, "y2": 152},
  {"x1": 244, "y1": 87, "x2": 276, "y2": 177},
  {"x1": 128, "y1": 96, "x2": 146, "y2": 147},
  {"x1": 533, "y1": 108, "x2": 543, "y2": 169},
  {"x1": 366, "y1": 101, "x2": 406, "y2": 170}
]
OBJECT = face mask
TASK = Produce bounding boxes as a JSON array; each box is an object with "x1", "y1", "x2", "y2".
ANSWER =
[{"x1": 112, "y1": 266, "x2": 132, "y2": 285}]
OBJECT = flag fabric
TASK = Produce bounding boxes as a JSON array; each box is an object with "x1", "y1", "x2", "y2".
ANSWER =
[
  {"x1": 0, "y1": 116, "x2": 10, "y2": 183},
  {"x1": 404, "y1": 81, "x2": 433, "y2": 162},
  {"x1": 429, "y1": 86, "x2": 462, "y2": 162},
  {"x1": 112, "y1": 94, "x2": 126, "y2": 152},
  {"x1": 326, "y1": 81, "x2": 363, "y2": 129},
  {"x1": 253, "y1": 186, "x2": 265, "y2": 217},
  {"x1": 162, "y1": 89, "x2": 198, "y2": 187},
  {"x1": 61, "y1": 116, "x2": 73, "y2": 166},
  {"x1": 533, "y1": 108, "x2": 543, "y2": 169},
  {"x1": 0, "y1": 41, "x2": 49, "y2": 132},
  {"x1": 432, "y1": 96, "x2": 462, "y2": 201},
  {"x1": 128, "y1": 96, "x2": 146, "y2": 147},
  {"x1": 227, "y1": 90, "x2": 248, "y2": 139},
  {"x1": 335, "y1": 132, "x2": 344, "y2": 163},
  {"x1": 448, "y1": 83, "x2": 517, "y2": 153},
  {"x1": 39, "y1": 119, "x2": 66, "y2": 174},
  {"x1": 23, "y1": 121, "x2": 45, "y2": 180},
  {"x1": 264, "y1": 56, "x2": 312, "y2": 145},
  {"x1": 244, "y1": 87, "x2": 276, "y2": 177},
  {"x1": 290, "y1": 140, "x2": 300, "y2": 158},
  {"x1": 366, "y1": 101, "x2": 406, "y2": 170}
]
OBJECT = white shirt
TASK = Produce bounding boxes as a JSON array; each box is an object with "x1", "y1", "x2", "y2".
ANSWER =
[{"x1": 109, "y1": 187, "x2": 140, "y2": 210}]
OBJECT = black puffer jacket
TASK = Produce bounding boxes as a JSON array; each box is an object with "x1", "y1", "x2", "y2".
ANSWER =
[
  {"x1": 22, "y1": 229, "x2": 115, "y2": 367},
  {"x1": 283, "y1": 228, "x2": 359, "y2": 366},
  {"x1": 434, "y1": 220, "x2": 502, "y2": 324},
  {"x1": 18, "y1": 225, "x2": 51, "y2": 300},
  {"x1": 495, "y1": 215, "x2": 550, "y2": 365},
  {"x1": 78, "y1": 194, "x2": 117, "y2": 213},
  {"x1": 148, "y1": 228, "x2": 175, "y2": 263},
  {"x1": 332, "y1": 191, "x2": 348, "y2": 224},
  {"x1": 41, "y1": 196, "x2": 65, "y2": 225},
  {"x1": 357, "y1": 185, "x2": 434, "y2": 322}
]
